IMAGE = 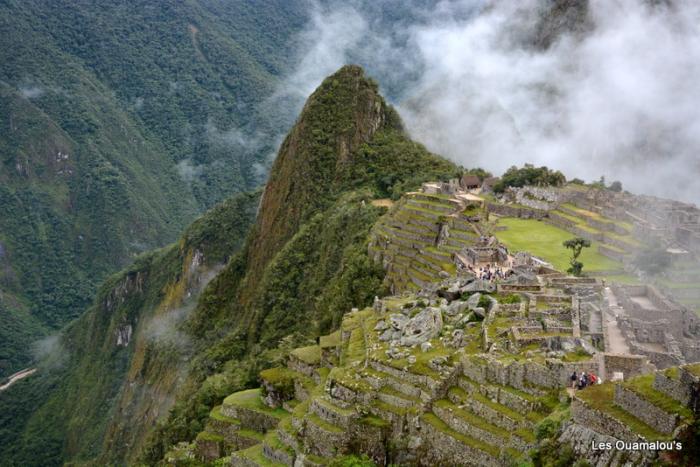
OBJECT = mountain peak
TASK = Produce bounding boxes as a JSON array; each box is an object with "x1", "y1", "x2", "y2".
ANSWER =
[{"x1": 245, "y1": 65, "x2": 394, "y2": 281}]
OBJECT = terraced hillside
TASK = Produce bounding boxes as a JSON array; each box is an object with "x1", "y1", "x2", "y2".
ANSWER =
[
  {"x1": 181, "y1": 287, "x2": 699, "y2": 466},
  {"x1": 369, "y1": 192, "x2": 484, "y2": 293}
]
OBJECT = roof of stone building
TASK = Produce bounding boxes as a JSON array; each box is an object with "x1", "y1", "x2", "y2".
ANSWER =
[{"x1": 461, "y1": 174, "x2": 481, "y2": 186}]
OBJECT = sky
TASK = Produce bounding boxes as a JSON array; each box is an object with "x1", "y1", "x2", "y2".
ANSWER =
[{"x1": 271, "y1": 0, "x2": 700, "y2": 205}]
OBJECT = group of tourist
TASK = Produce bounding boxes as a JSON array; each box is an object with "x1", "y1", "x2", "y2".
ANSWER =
[
  {"x1": 466, "y1": 264, "x2": 510, "y2": 283},
  {"x1": 570, "y1": 370, "x2": 599, "y2": 390}
]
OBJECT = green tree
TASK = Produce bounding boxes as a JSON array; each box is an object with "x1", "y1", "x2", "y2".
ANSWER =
[
  {"x1": 609, "y1": 180, "x2": 623, "y2": 192},
  {"x1": 563, "y1": 237, "x2": 591, "y2": 276},
  {"x1": 493, "y1": 164, "x2": 566, "y2": 193}
]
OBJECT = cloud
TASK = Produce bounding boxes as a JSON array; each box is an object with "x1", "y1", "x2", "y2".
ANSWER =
[
  {"x1": 18, "y1": 85, "x2": 45, "y2": 99},
  {"x1": 144, "y1": 304, "x2": 193, "y2": 348},
  {"x1": 32, "y1": 334, "x2": 67, "y2": 369},
  {"x1": 276, "y1": 0, "x2": 700, "y2": 205},
  {"x1": 205, "y1": 120, "x2": 264, "y2": 152},
  {"x1": 266, "y1": 2, "x2": 369, "y2": 118},
  {"x1": 176, "y1": 158, "x2": 203, "y2": 183}
]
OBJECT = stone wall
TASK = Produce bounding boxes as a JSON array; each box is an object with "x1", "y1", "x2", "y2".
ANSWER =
[
  {"x1": 558, "y1": 422, "x2": 654, "y2": 467},
  {"x1": 220, "y1": 406, "x2": 279, "y2": 432},
  {"x1": 653, "y1": 372, "x2": 692, "y2": 406},
  {"x1": 310, "y1": 398, "x2": 356, "y2": 429},
  {"x1": 486, "y1": 202, "x2": 548, "y2": 220},
  {"x1": 262, "y1": 442, "x2": 295, "y2": 466},
  {"x1": 599, "y1": 245, "x2": 627, "y2": 262},
  {"x1": 287, "y1": 355, "x2": 318, "y2": 379},
  {"x1": 602, "y1": 353, "x2": 651, "y2": 380},
  {"x1": 432, "y1": 404, "x2": 505, "y2": 448},
  {"x1": 302, "y1": 417, "x2": 350, "y2": 458},
  {"x1": 418, "y1": 417, "x2": 500, "y2": 467},
  {"x1": 571, "y1": 397, "x2": 645, "y2": 442},
  {"x1": 230, "y1": 454, "x2": 263, "y2": 467},
  {"x1": 613, "y1": 385, "x2": 678, "y2": 435},
  {"x1": 627, "y1": 341, "x2": 681, "y2": 369}
]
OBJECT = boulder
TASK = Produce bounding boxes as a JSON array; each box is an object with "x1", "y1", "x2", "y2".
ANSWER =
[
  {"x1": 389, "y1": 314, "x2": 409, "y2": 331},
  {"x1": 451, "y1": 329, "x2": 465, "y2": 348},
  {"x1": 379, "y1": 329, "x2": 399, "y2": 342},
  {"x1": 445, "y1": 300, "x2": 468, "y2": 316},
  {"x1": 472, "y1": 307, "x2": 486, "y2": 320},
  {"x1": 420, "y1": 342, "x2": 433, "y2": 353},
  {"x1": 400, "y1": 307, "x2": 444, "y2": 347},
  {"x1": 461, "y1": 280, "x2": 496, "y2": 294},
  {"x1": 428, "y1": 356, "x2": 448, "y2": 371},
  {"x1": 466, "y1": 293, "x2": 482, "y2": 310}
]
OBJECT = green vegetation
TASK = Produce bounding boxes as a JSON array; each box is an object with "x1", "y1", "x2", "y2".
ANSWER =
[
  {"x1": 0, "y1": 0, "x2": 309, "y2": 378},
  {"x1": 495, "y1": 218, "x2": 620, "y2": 273},
  {"x1": 621, "y1": 374, "x2": 693, "y2": 420},
  {"x1": 421, "y1": 413, "x2": 500, "y2": 457},
  {"x1": 0, "y1": 190, "x2": 259, "y2": 466},
  {"x1": 496, "y1": 293, "x2": 522, "y2": 304},
  {"x1": 259, "y1": 367, "x2": 296, "y2": 400},
  {"x1": 493, "y1": 164, "x2": 566, "y2": 193},
  {"x1": 577, "y1": 383, "x2": 670, "y2": 441},
  {"x1": 562, "y1": 237, "x2": 591, "y2": 276},
  {"x1": 329, "y1": 454, "x2": 377, "y2": 467},
  {"x1": 291, "y1": 346, "x2": 321, "y2": 365},
  {"x1": 224, "y1": 389, "x2": 289, "y2": 419}
]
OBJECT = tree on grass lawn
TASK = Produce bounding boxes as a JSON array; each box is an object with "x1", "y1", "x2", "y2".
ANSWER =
[{"x1": 563, "y1": 237, "x2": 591, "y2": 276}]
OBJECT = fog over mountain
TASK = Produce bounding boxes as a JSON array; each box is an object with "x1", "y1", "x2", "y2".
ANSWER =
[{"x1": 274, "y1": 0, "x2": 700, "y2": 205}]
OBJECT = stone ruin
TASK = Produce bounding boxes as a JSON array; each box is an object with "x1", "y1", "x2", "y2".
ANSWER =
[
  {"x1": 610, "y1": 284, "x2": 700, "y2": 368},
  {"x1": 178, "y1": 257, "x2": 700, "y2": 467}
]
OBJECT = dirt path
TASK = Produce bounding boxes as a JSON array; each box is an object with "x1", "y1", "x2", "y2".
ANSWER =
[
  {"x1": 603, "y1": 287, "x2": 630, "y2": 354},
  {"x1": 0, "y1": 368, "x2": 37, "y2": 392}
]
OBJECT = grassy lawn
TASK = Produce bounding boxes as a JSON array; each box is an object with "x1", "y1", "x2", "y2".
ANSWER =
[
  {"x1": 223, "y1": 388, "x2": 289, "y2": 418},
  {"x1": 496, "y1": 218, "x2": 621, "y2": 273}
]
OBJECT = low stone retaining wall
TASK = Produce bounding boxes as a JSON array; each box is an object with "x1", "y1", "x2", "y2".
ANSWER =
[
  {"x1": 498, "y1": 284, "x2": 542, "y2": 293},
  {"x1": 558, "y1": 421, "x2": 654, "y2": 467},
  {"x1": 486, "y1": 202, "x2": 548, "y2": 219},
  {"x1": 613, "y1": 385, "x2": 678, "y2": 435},
  {"x1": 220, "y1": 405, "x2": 279, "y2": 432},
  {"x1": 448, "y1": 390, "x2": 521, "y2": 431},
  {"x1": 287, "y1": 356, "x2": 317, "y2": 379},
  {"x1": 263, "y1": 441, "x2": 295, "y2": 466},
  {"x1": 602, "y1": 353, "x2": 650, "y2": 380},
  {"x1": 303, "y1": 417, "x2": 350, "y2": 458},
  {"x1": 370, "y1": 360, "x2": 442, "y2": 394},
  {"x1": 419, "y1": 417, "x2": 500, "y2": 467},
  {"x1": 571, "y1": 397, "x2": 644, "y2": 443},
  {"x1": 230, "y1": 454, "x2": 263, "y2": 467},
  {"x1": 599, "y1": 245, "x2": 627, "y2": 262},
  {"x1": 195, "y1": 436, "x2": 222, "y2": 462},
  {"x1": 432, "y1": 404, "x2": 505, "y2": 448},
  {"x1": 310, "y1": 398, "x2": 356, "y2": 429}
]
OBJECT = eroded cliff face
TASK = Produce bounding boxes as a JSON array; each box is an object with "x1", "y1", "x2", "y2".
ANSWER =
[{"x1": 4, "y1": 192, "x2": 259, "y2": 466}]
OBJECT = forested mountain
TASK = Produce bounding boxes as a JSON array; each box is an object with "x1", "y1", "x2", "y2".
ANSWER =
[
  {"x1": 0, "y1": 65, "x2": 459, "y2": 466},
  {"x1": 0, "y1": 0, "x2": 307, "y2": 376}
]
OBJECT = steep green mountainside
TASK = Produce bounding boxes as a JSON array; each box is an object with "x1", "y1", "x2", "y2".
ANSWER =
[
  {"x1": 0, "y1": 0, "x2": 307, "y2": 376},
  {"x1": 0, "y1": 66, "x2": 458, "y2": 466},
  {"x1": 0, "y1": 190, "x2": 260, "y2": 466}
]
